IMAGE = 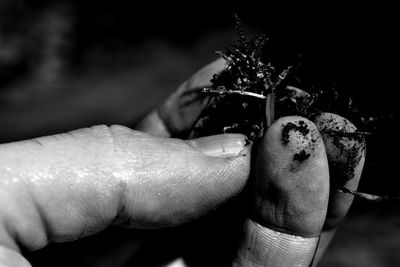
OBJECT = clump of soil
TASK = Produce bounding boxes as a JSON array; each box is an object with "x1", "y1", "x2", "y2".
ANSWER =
[
  {"x1": 189, "y1": 15, "x2": 399, "y2": 203},
  {"x1": 293, "y1": 150, "x2": 310, "y2": 162},
  {"x1": 281, "y1": 121, "x2": 310, "y2": 145}
]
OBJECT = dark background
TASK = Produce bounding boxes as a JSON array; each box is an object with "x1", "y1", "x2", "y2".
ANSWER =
[{"x1": 1, "y1": 1, "x2": 400, "y2": 266}]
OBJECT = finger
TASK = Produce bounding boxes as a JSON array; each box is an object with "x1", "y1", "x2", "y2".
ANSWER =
[
  {"x1": 234, "y1": 117, "x2": 330, "y2": 266},
  {"x1": 136, "y1": 58, "x2": 226, "y2": 137},
  {"x1": 314, "y1": 112, "x2": 366, "y2": 228},
  {"x1": 312, "y1": 112, "x2": 366, "y2": 265},
  {"x1": 0, "y1": 246, "x2": 31, "y2": 267},
  {"x1": 0, "y1": 125, "x2": 250, "y2": 254}
]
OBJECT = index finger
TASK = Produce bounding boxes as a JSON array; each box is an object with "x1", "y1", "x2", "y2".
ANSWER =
[{"x1": 136, "y1": 58, "x2": 226, "y2": 137}]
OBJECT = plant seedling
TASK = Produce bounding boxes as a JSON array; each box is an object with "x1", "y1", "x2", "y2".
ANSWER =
[{"x1": 190, "y1": 14, "x2": 400, "y2": 203}]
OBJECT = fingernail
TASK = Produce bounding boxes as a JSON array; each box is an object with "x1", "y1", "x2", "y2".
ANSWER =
[{"x1": 188, "y1": 134, "x2": 247, "y2": 157}]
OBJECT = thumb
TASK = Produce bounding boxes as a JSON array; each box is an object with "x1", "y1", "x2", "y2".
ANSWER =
[
  {"x1": 143, "y1": 133, "x2": 252, "y2": 227},
  {"x1": 234, "y1": 117, "x2": 330, "y2": 266},
  {"x1": 0, "y1": 126, "x2": 251, "y2": 255}
]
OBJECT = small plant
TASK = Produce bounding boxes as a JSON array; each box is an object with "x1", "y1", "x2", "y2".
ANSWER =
[
  {"x1": 189, "y1": 15, "x2": 358, "y2": 141},
  {"x1": 190, "y1": 14, "x2": 400, "y2": 202},
  {"x1": 189, "y1": 14, "x2": 293, "y2": 141}
]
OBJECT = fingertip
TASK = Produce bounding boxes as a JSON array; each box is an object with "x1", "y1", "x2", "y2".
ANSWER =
[
  {"x1": 158, "y1": 58, "x2": 227, "y2": 136},
  {"x1": 252, "y1": 116, "x2": 329, "y2": 237},
  {"x1": 314, "y1": 112, "x2": 366, "y2": 186},
  {"x1": 135, "y1": 59, "x2": 226, "y2": 138},
  {"x1": 117, "y1": 132, "x2": 252, "y2": 228},
  {"x1": 314, "y1": 112, "x2": 366, "y2": 229},
  {"x1": 234, "y1": 116, "x2": 330, "y2": 267},
  {"x1": 180, "y1": 134, "x2": 252, "y2": 209}
]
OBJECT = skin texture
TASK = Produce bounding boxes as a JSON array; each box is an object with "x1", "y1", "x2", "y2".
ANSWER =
[
  {"x1": 0, "y1": 59, "x2": 365, "y2": 267},
  {"x1": 0, "y1": 127, "x2": 250, "y2": 261}
]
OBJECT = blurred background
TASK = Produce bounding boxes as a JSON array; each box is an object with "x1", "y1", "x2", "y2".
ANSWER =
[{"x1": 1, "y1": 1, "x2": 400, "y2": 266}]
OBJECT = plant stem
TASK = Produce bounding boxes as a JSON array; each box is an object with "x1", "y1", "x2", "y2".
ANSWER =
[
  {"x1": 338, "y1": 186, "x2": 400, "y2": 202},
  {"x1": 266, "y1": 93, "x2": 275, "y2": 127},
  {"x1": 202, "y1": 88, "x2": 267, "y2": 99}
]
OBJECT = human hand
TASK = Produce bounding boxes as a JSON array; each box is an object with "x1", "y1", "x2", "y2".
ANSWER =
[
  {"x1": 0, "y1": 59, "x2": 365, "y2": 267},
  {"x1": 0, "y1": 120, "x2": 254, "y2": 266},
  {"x1": 137, "y1": 58, "x2": 366, "y2": 266}
]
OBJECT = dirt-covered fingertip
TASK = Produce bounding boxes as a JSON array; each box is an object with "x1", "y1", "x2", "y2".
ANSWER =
[
  {"x1": 252, "y1": 116, "x2": 329, "y2": 238},
  {"x1": 314, "y1": 112, "x2": 366, "y2": 186},
  {"x1": 314, "y1": 112, "x2": 366, "y2": 229}
]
